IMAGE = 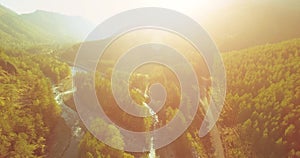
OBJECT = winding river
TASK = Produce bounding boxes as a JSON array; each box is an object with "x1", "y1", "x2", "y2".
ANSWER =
[
  {"x1": 48, "y1": 85, "x2": 84, "y2": 158},
  {"x1": 48, "y1": 66, "x2": 222, "y2": 158}
]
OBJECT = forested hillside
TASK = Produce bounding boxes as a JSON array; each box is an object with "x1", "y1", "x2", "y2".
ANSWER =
[
  {"x1": 0, "y1": 3, "x2": 93, "y2": 50},
  {"x1": 0, "y1": 50, "x2": 70, "y2": 157},
  {"x1": 73, "y1": 37, "x2": 300, "y2": 157},
  {"x1": 21, "y1": 10, "x2": 94, "y2": 42},
  {"x1": 0, "y1": 1, "x2": 299, "y2": 157},
  {"x1": 201, "y1": 1, "x2": 300, "y2": 51},
  {"x1": 220, "y1": 39, "x2": 300, "y2": 157},
  {"x1": 0, "y1": 5, "x2": 53, "y2": 49}
]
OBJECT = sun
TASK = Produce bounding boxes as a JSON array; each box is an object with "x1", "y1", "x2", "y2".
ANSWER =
[
  {"x1": 80, "y1": 0, "x2": 234, "y2": 24},
  {"x1": 153, "y1": 0, "x2": 234, "y2": 16}
]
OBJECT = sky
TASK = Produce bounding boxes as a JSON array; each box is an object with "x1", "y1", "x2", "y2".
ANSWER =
[{"x1": 0, "y1": 0, "x2": 235, "y2": 24}]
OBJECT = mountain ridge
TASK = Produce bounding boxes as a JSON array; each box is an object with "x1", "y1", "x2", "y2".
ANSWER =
[
  {"x1": 0, "y1": 3, "x2": 94, "y2": 50},
  {"x1": 21, "y1": 10, "x2": 95, "y2": 42},
  {"x1": 0, "y1": 4, "x2": 55, "y2": 49}
]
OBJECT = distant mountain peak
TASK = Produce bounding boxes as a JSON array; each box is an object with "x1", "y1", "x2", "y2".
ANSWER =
[{"x1": 21, "y1": 10, "x2": 95, "y2": 42}]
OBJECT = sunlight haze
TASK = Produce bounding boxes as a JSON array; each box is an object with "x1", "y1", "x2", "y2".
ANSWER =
[{"x1": 0, "y1": 0, "x2": 234, "y2": 24}]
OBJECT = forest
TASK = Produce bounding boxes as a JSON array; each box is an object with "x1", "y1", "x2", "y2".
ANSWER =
[
  {"x1": 0, "y1": 49, "x2": 70, "y2": 157},
  {"x1": 74, "y1": 39, "x2": 300, "y2": 158},
  {"x1": 0, "y1": 2, "x2": 299, "y2": 158},
  {"x1": 1, "y1": 29, "x2": 299, "y2": 158}
]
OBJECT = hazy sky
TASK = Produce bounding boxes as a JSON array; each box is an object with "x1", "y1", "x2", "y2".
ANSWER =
[{"x1": 0, "y1": 0, "x2": 235, "y2": 24}]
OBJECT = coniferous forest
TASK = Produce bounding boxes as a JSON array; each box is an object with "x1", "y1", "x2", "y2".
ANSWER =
[{"x1": 0, "y1": 1, "x2": 299, "y2": 158}]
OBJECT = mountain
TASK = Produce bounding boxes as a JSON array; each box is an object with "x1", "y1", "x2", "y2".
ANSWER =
[
  {"x1": 21, "y1": 10, "x2": 95, "y2": 42},
  {"x1": 1, "y1": 1, "x2": 299, "y2": 52},
  {"x1": 0, "y1": 4, "x2": 54, "y2": 49},
  {"x1": 0, "y1": 3, "x2": 94, "y2": 50},
  {"x1": 199, "y1": 1, "x2": 300, "y2": 51}
]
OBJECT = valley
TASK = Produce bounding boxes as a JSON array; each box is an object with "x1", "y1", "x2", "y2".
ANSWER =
[{"x1": 0, "y1": 1, "x2": 299, "y2": 158}]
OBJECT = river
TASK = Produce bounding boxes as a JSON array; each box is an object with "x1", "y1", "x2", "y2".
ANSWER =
[
  {"x1": 48, "y1": 66, "x2": 221, "y2": 158},
  {"x1": 47, "y1": 85, "x2": 84, "y2": 158},
  {"x1": 143, "y1": 101, "x2": 158, "y2": 158}
]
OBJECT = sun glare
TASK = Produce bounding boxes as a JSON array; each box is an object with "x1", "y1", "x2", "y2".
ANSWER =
[
  {"x1": 80, "y1": 0, "x2": 234, "y2": 24},
  {"x1": 156, "y1": 0, "x2": 233, "y2": 15}
]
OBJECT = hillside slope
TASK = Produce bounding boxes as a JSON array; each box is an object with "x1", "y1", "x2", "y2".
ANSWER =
[
  {"x1": 21, "y1": 10, "x2": 94, "y2": 42},
  {"x1": 0, "y1": 4, "x2": 54, "y2": 49},
  {"x1": 220, "y1": 38, "x2": 300, "y2": 157},
  {"x1": 200, "y1": 1, "x2": 300, "y2": 51}
]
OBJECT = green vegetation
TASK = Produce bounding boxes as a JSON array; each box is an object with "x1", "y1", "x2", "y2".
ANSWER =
[
  {"x1": 2, "y1": 36, "x2": 298, "y2": 157},
  {"x1": 0, "y1": 4, "x2": 91, "y2": 50},
  {"x1": 0, "y1": 5, "x2": 54, "y2": 50},
  {"x1": 30, "y1": 54, "x2": 70, "y2": 84},
  {"x1": 0, "y1": 2, "x2": 299, "y2": 157},
  {"x1": 220, "y1": 39, "x2": 300, "y2": 157},
  {"x1": 21, "y1": 10, "x2": 94, "y2": 42},
  {"x1": 0, "y1": 49, "x2": 71, "y2": 157},
  {"x1": 79, "y1": 119, "x2": 135, "y2": 158},
  {"x1": 77, "y1": 39, "x2": 300, "y2": 157}
]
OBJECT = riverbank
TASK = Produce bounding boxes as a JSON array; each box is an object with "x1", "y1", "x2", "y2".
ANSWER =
[{"x1": 47, "y1": 82, "x2": 84, "y2": 158}]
